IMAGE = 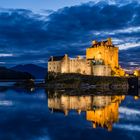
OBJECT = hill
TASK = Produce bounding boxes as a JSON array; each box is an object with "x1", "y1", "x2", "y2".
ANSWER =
[
  {"x1": 11, "y1": 64, "x2": 47, "y2": 79},
  {"x1": 0, "y1": 66, "x2": 34, "y2": 80}
]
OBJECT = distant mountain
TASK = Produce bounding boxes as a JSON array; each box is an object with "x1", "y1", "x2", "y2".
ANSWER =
[
  {"x1": 0, "y1": 66, "x2": 34, "y2": 80},
  {"x1": 11, "y1": 64, "x2": 47, "y2": 79}
]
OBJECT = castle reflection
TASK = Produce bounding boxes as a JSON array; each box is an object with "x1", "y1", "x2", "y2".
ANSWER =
[{"x1": 47, "y1": 90, "x2": 127, "y2": 131}]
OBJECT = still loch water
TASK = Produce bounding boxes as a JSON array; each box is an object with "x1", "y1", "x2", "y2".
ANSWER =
[{"x1": 0, "y1": 85, "x2": 140, "y2": 140}]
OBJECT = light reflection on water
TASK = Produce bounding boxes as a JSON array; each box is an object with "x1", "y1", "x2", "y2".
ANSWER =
[{"x1": 0, "y1": 87, "x2": 140, "y2": 140}]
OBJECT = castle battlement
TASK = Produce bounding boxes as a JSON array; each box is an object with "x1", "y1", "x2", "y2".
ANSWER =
[{"x1": 91, "y1": 38, "x2": 113, "y2": 47}]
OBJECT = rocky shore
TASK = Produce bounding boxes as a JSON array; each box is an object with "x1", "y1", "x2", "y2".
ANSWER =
[{"x1": 46, "y1": 73, "x2": 140, "y2": 96}]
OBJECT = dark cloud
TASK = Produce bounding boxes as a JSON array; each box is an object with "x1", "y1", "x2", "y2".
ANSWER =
[
  {"x1": 0, "y1": 9, "x2": 46, "y2": 48},
  {"x1": 120, "y1": 47, "x2": 140, "y2": 69},
  {"x1": 0, "y1": 2, "x2": 140, "y2": 68}
]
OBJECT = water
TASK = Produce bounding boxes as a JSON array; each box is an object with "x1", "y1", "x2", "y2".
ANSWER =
[
  {"x1": 0, "y1": 87, "x2": 140, "y2": 140},
  {"x1": 0, "y1": 82, "x2": 16, "y2": 87}
]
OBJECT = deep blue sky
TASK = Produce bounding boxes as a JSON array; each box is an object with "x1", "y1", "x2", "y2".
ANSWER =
[{"x1": 0, "y1": 0, "x2": 140, "y2": 69}]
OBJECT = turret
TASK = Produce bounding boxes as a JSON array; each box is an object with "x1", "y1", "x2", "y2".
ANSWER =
[
  {"x1": 51, "y1": 56, "x2": 53, "y2": 61},
  {"x1": 107, "y1": 38, "x2": 112, "y2": 45},
  {"x1": 92, "y1": 40, "x2": 98, "y2": 47}
]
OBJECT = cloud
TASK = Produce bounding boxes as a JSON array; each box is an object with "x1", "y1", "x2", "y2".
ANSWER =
[
  {"x1": 0, "y1": 62, "x2": 5, "y2": 64},
  {"x1": 119, "y1": 107, "x2": 140, "y2": 116},
  {"x1": 114, "y1": 124, "x2": 140, "y2": 132},
  {"x1": 0, "y1": 1, "x2": 140, "y2": 68},
  {"x1": 0, "y1": 101, "x2": 13, "y2": 106},
  {"x1": 0, "y1": 53, "x2": 13, "y2": 57}
]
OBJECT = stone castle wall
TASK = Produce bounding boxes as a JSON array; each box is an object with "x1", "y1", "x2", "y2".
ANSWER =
[
  {"x1": 48, "y1": 56, "x2": 112, "y2": 76},
  {"x1": 86, "y1": 46, "x2": 119, "y2": 69},
  {"x1": 92, "y1": 65, "x2": 111, "y2": 76},
  {"x1": 48, "y1": 61, "x2": 61, "y2": 73},
  {"x1": 61, "y1": 56, "x2": 92, "y2": 75}
]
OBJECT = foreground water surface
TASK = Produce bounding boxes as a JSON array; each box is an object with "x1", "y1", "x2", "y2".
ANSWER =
[{"x1": 0, "y1": 85, "x2": 140, "y2": 140}]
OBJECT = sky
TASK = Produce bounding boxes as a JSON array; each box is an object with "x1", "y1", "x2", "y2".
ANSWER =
[
  {"x1": 0, "y1": 0, "x2": 140, "y2": 69},
  {"x1": 0, "y1": 0, "x2": 95, "y2": 11}
]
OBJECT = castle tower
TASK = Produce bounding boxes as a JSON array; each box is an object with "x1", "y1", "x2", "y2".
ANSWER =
[
  {"x1": 61, "y1": 54, "x2": 70, "y2": 73},
  {"x1": 86, "y1": 38, "x2": 119, "y2": 70}
]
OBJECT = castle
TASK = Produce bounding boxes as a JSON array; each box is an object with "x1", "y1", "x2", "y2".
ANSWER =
[{"x1": 48, "y1": 38, "x2": 125, "y2": 76}]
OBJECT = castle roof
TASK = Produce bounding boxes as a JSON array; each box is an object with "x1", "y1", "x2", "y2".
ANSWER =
[{"x1": 48, "y1": 55, "x2": 65, "y2": 61}]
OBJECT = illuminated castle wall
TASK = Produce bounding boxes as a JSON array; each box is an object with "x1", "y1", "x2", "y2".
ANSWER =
[
  {"x1": 86, "y1": 38, "x2": 119, "y2": 69},
  {"x1": 134, "y1": 69, "x2": 140, "y2": 77},
  {"x1": 48, "y1": 38, "x2": 124, "y2": 76}
]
